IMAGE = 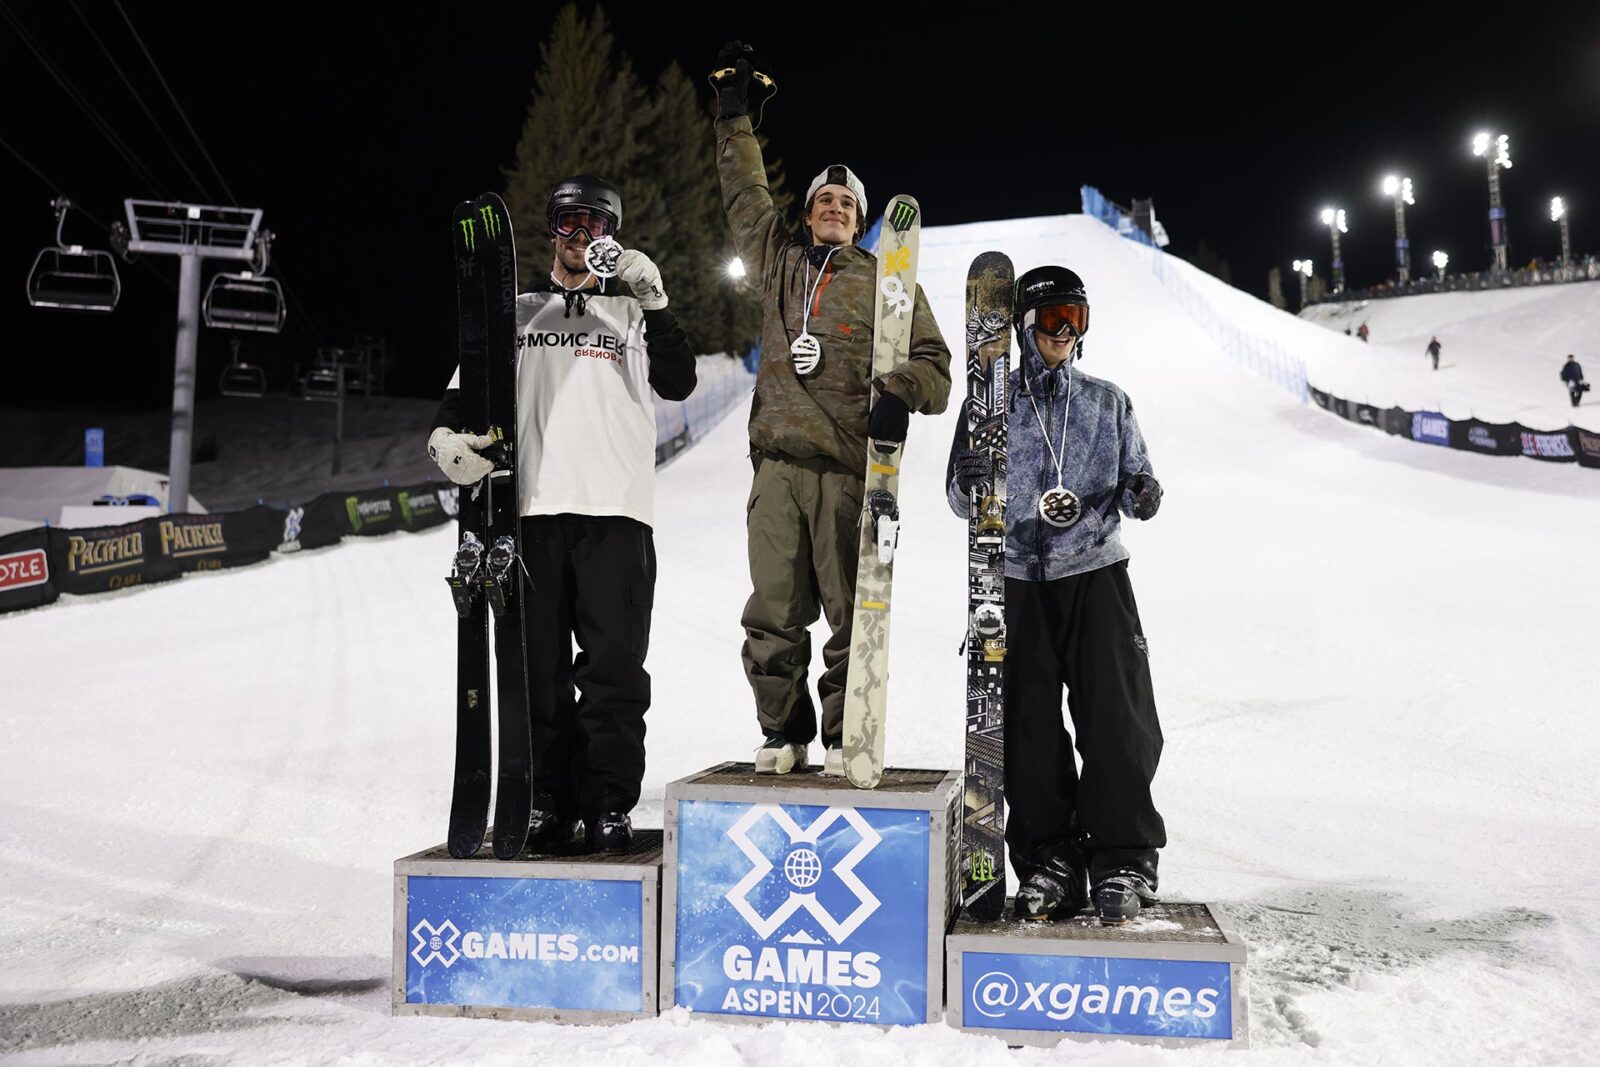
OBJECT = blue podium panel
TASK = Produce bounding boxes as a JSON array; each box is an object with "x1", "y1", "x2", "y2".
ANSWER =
[
  {"x1": 947, "y1": 902, "x2": 1249, "y2": 1049},
  {"x1": 392, "y1": 833, "x2": 662, "y2": 1024},
  {"x1": 662, "y1": 763, "x2": 961, "y2": 1026}
]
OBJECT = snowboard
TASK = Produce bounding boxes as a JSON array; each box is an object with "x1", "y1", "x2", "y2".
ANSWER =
[
  {"x1": 960, "y1": 251, "x2": 1013, "y2": 918},
  {"x1": 843, "y1": 194, "x2": 921, "y2": 789}
]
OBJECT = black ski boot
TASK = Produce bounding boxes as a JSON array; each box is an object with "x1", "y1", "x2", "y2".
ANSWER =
[
  {"x1": 588, "y1": 811, "x2": 633, "y2": 854},
  {"x1": 1012, "y1": 845, "x2": 1088, "y2": 921},
  {"x1": 1092, "y1": 869, "x2": 1158, "y2": 923},
  {"x1": 526, "y1": 800, "x2": 584, "y2": 854}
]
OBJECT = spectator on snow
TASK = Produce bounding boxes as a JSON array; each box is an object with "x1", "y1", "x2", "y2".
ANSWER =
[
  {"x1": 1426, "y1": 336, "x2": 1441, "y2": 370},
  {"x1": 1356, "y1": 322, "x2": 1370, "y2": 343},
  {"x1": 1561, "y1": 355, "x2": 1588, "y2": 407}
]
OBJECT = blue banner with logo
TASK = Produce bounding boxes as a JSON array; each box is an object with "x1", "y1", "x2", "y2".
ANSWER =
[
  {"x1": 405, "y1": 875, "x2": 644, "y2": 1013},
  {"x1": 674, "y1": 799, "x2": 930, "y2": 1025},
  {"x1": 962, "y1": 951, "x2": 1232, "y2": 1040},
  {"x1": 1410, "y1": 411, "x2": 1451, "y2": 447}
]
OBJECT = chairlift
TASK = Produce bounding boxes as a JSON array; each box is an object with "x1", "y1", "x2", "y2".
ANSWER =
[
  {"x1": 302, "y1": 366, "x2": 343, "y2": 400},
  {"x1": 26, "y1": 198, "x2": 121, "y2": 312},
  {"x1": 203, "y1": 270, "x2": 286, "y2": 333},
  {"x1": 218, "y1": 339, "x2": 267, "y2": 398}
]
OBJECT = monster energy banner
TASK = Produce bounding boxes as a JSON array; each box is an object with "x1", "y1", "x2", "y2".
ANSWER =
[
  {"x1": 0, "y1": 526, "x2": 58, "y2": 613},
  {"x1": 394, "y1": 483, "x2": 451, "y2": 532},
  {"x1": 1307, "y1": 382, "x2": 1594, "y2": 473},
  {"x1": 342, "y1": 487, "x2": 402, "y2": 537}
]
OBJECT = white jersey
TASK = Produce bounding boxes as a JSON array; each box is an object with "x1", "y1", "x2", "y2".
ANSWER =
[{"x1": 448, "y1": 281, "x2": 657, "y2": 525}]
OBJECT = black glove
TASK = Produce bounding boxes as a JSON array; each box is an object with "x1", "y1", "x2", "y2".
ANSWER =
[
  {"x1": 867, "y1": 392, "x2": 911, "y2": 444},
  {"x1": 712, "y1": 42, "x2": 753, "y2": 119},
  {"x1": 1124, "y1": 473, "x2": 1162, "y2": 520},
  {"x1": 953, "y1": 449, "x2": 991, "y2": 493}
]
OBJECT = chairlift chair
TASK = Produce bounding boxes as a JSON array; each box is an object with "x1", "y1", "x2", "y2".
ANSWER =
[
  {"x1": 203, "y1": 271, "x2": 287, "y2": 333},
  {"x1": 302, "y1": 366, "x2": 343, "y2": 400},
  {"x1": 26, "y1": 198, "x2": 121, "y2": 312},
  {"x1": 218, "y1": 340, "x2": 267, "y2": 398}
]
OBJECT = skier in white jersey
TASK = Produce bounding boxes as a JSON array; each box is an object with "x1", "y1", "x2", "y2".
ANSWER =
[{"x1": 427, "y1": 175, "x2": 696, "y2": 853}]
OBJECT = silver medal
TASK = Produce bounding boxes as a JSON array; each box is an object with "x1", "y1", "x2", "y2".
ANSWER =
[
  {"x1": 790, "y1": 332, "x2": 823, "y2": 377},
  {"x1": 584, "y1": 236, "x2": 623, "y2": 278},
  {"x1": 1038, "y1": 487, "x2": 1081, "y2": 528}
]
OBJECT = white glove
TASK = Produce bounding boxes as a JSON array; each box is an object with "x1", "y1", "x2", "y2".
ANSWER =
[
  {"x1": 427, "y1": 427, "x2": 495, "y2": 486},
  {"x1": 616, "y1": 248, "x2": 668, "y2": 310}
]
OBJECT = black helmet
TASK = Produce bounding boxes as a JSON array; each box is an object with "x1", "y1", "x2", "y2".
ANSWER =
[
  {"x1": 547, "y1": 174, "x2": 623, "y2": 235},
  {"x1": 1013, "y1": 265, "x2": 1088, "y2": 333}
]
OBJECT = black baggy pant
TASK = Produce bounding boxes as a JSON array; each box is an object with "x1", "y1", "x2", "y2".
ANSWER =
[
  {"x1": 521, "y1": 515, "x2": 654, "y2": 822},
  {"x1": 1004, "y1": 561, "x2": 1166, "y2": 887}
]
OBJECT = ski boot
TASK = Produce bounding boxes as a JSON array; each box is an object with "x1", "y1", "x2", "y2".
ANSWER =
[
  {"x1": 1092, "y1": 869, "x2": 1158, "y2": 923},
  {"x1": 526, "y1": 802, "x2": 584, "y2": 855},
  {"x1": 588, "y1": 812, "x2": 633, "y2": 854},
  {"x1": 754, "y1": 736, "x2": 808, "y2": 774},
  {"x1": 1013, "y1": 844, "x2": 1088, "y2": 921}
]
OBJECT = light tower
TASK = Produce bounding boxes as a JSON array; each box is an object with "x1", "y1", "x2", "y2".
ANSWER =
[
  {"x1": 1381, "y1": 175, "x2": 1414, "y2": 284},
  {"x1": 1432, "y1": 249, "x2": 1449, "y2": 282},
  {"x1": 1551, "y1": 197, "x2": 1571, "y2": 267},
  {"x1": 1320, "y1": 208, "x2": 1348, "y2": 293},
  {"x1": 1471, "y1": 131, "x2": 1513, "y2": 271},
  {"x1": 1291, "y1": 258, "x2": 1313, "y2": 309}
]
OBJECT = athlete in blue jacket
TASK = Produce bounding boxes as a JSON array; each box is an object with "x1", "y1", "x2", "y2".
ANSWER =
[{"x1": 946, "y1": 265, "x2": 1166, "y2": 922}]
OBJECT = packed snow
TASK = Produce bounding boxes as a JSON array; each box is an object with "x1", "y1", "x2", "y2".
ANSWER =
[{"x1": 3, "y1": 214, "x2": 1598, "y2": 1065}]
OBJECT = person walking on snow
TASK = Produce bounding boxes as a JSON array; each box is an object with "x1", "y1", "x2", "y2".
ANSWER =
[
  {"x1": 1562, "y1": 354, "x2": 1588, "y2": 406},
  {"x1": 711, "y1": 41, "x2": 952, "y2": 777},
  {"x1": 1426, "y1": 336, "x2": 1441, "y2": 370},
  {"x1": 427, "y1": 175, "x2": 697, "y2": 854},
  {"x1": 946, "y1": 265, "x2": 1166, "y2": 923}
]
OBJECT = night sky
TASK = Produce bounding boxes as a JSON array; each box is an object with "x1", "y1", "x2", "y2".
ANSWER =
[{"x1": 4, "y1": 2, "x2": 1597, "y2": 409}]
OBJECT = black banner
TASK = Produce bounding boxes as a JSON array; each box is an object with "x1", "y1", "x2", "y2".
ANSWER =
[
  {"x1": 1381, "y1": 407, "x2": 1410, "y2": 436},
  {"x1": 1449, "y1": 418, "x2": 1522, "y2": 457},
  {"x1": 341, "y1": 486, "x2": 403, "y2": 537},
  {"x1": 0, "y1": 526, "x2": 58, "y2": 613},
  {"x1": 1309, "y1": 386, "x2": 1332, "y2": 412},
  {"x1": 1575, "y1": 427, "x2": 1600, "y2": 469},
  {"x1": 279, "y1": 493, "x2": 348, "y2": 552},
  {"x1": 395, "y1": 483, "x2": 451, "y2": 532},
  {"x1": 49, "y1": 518, "x2": 179, "y2": 595},
  {"x1": 1517, "y1": 427, "x2": 1578, "y2": 463},
  {"x1": 1350, "y1": 403, "x2": 1382, "y2": 430},
  {"x1": 154, "y1": 506, "x2": 285, "y2": 573}
]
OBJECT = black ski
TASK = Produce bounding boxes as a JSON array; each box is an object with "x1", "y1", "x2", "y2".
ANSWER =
[
  {"x1": 445, "y1": 198, "x2": 492, "y2": 859},
  {"x1": 474, "y1": 192, "x2": 533, "y2": 861},
  {"x1": 961, "y1": 251, "x2": 1013, "y2": 919}
]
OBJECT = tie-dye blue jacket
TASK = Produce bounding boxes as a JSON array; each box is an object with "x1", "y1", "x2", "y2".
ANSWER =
[{"x1": 946, "y1": 332, "x2": 1156, "y2": 581}]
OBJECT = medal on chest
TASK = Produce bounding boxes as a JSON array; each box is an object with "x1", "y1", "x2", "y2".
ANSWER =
[
  {"x1": 790, "y1": 332, "x2": 823, "y2": 377},
  {"x1": 1038, "y1": 487, "x2": 1081, "y2": 528}
]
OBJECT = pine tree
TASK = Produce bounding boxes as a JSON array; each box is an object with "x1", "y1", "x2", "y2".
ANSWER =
[
  {"x1": 502, "y1": 5, "x2": 656, "y2": 283},
  {"x1": 502, "y1": 4, "x2": 790, "y2": 360}
]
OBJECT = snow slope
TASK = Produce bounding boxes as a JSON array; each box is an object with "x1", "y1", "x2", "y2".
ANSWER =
[
  {"x1": 3, "y1": 215, "x2": 1598, "y2": 1065},
  {"x1": 1299, "y1": 282, "x2": 1600, "y2": 431}
]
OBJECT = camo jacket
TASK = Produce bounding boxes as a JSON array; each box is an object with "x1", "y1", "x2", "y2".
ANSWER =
[{"x1": 715, "y1": 115, "x2": 951, "y2": 473}]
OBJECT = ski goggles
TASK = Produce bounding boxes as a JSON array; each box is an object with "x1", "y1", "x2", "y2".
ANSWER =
[
  {"x1": 1026, "y1": 302, "x2": 1089, "y2": 338},
  {"x1": 550, "y1": 207, "x2": 617, "y2": 240}
]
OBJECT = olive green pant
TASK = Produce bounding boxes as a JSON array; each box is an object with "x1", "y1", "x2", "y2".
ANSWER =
[{"x1": 741, "y1": 452, "x2": 864, "y2": 746}]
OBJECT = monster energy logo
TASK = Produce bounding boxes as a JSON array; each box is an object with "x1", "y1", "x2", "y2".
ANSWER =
[
  {"x1": 888, "y1": 199, "x2": 918, "y2": 233},
  {"x1": 458, "y1": 204, "x2": 502, "y2": 251},
  {"x1": 970, "y1": 852, "x2": 997, "y2": 883}
]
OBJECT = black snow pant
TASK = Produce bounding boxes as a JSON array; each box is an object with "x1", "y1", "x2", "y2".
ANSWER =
[
  {"x1": 1004, "y1": 560, "x2": 1166, "y2": 889},
  {"x1": 521, "y1": 514, "x2": 654, "y2": 823},
  {"x1": 1570, "y1": 383, "x2": 1585, "y2": 407}
]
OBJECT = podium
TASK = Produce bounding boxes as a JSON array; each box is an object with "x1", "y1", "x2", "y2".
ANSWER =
[
  {"x1": 392, "y1": 832, "x2": 663, "y2": 1023},
  {"x1": 660, "y1": 763, "x2": 960, "y2": 1026},
  {"x1": 945, "y1": 901, "x2": 1249, "y2": 1048}
]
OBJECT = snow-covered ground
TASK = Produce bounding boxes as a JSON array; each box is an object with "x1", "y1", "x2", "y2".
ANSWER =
[
  {"x1": 3, "y1": 214, "x2": 1598, "y2": 1064},
  {"x1": 1299, "y1": 282, "x2": 1600, "y2": 431}
]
